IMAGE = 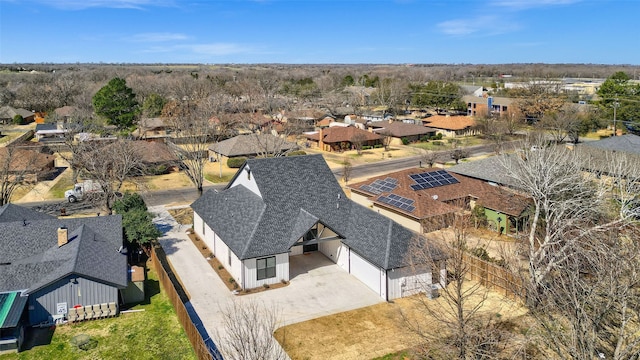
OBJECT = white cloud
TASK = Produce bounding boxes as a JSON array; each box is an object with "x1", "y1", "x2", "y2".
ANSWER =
[
  {"x1": 437, "y1": 15, "x2": 520, "y2": 36},
  {"x1": 490, "y1": 0, "x2": 581, "y2": 10},
  {"x1": 129, "y1": 32, "x2": 189, "y2": 42},
  {"x1": 140, "y1": 43, "x2": 254, "y2": 57},
  {"x1": 25, "y1": 0, "x2": 175, "y2": 10}
]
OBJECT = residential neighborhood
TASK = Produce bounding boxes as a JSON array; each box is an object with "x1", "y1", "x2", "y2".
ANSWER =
[{"x1": 0, "y1": 62, "x2": 639, "y2": 360}]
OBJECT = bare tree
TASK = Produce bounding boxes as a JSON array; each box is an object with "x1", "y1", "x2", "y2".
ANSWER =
[
  {"x1": 422, "y1": 150, "x2": 438, "y2": 168},
  {"x1": 538, "y1": 104, "x2": 583, "y2": 144},
  {"x1": 502, "y1": 140, "x2": 640, "y2": 359},
  {"x1": 0, "y1": 146, "x2": 52, "y2": 205},
  {"x1": 341, "y1": 157, "x2": 352, "y2": 184},
  {"x1": 73, "y1": 139, "x2": 144, "y2": 214},
  {"x1": 379, "y1": 129, "x2": 393, "y2": 151},
  {"x1": 351, "y1": 132, "x2": 367, "y2": 155},
  {"x1": 164, "y1": 99, "x2": 212, "y2": 196},
  {"x1": 402, "y1": 216, "x2": 511, "y2": 359},
  {"x1": 450, "y1": 148, "x2": 469, "y2": 164},
  {"x1": 214, "y1": 300, "x2": 287, "y2": 360}
]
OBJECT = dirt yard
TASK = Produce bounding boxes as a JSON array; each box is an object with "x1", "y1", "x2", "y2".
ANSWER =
[{"x1": 275, "y1": 282, "x2": 529, "y2": 360}]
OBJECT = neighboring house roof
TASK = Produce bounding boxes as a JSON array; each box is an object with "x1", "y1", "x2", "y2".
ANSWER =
[
  {"x1": 0, "y1": 291, "x2": 28, "y2": 329},
  {"x1": 0, "y1": 203, "x2": 53, "y2": 223},
  {"x1": 581, "y1": 134, "x2": 640, "y2": 156},
  {"x1": 0, "y1": 106, "x2": 34, "y2": 120},
  {"x1": 130, "y1": 141, "x2": 179, "y2": 164},
  {"x1": 0, "y1": 148, "x2": 55, "y2": 172},
  {"x1": 138, "y1": 117, "x2": 167, "y2": 130},
  {"x1": 54, "y1": 106, "x2": 77, "y2": 118},
  {"x1": 209, "y1": 134, "x2": 298, "y2": 157},
  {"x1": 373, "y1": 122, "x2": 437, "y2": 138},
  {"x1": 35, "y1": 123, "x2": 58, "y2": 132},
  {"x1": 350, "y1": 167, "x2": 530, "y2": 219},
  {"x1": 0, "y1": 205, "x2": 127, "y2": 294},
  {"x1": 460, "y1": 85, "x2": 483, "y2": 95},
  {"x1": 423, "y1": 115, "x2": 476, "y2": 131},
  {"x1": 192, "y1": 155, "x2": 437, "y2": 269},
  {"x1": 305, "y1": 126, "x2": 382, "y2": 143},
  {"x1": 447, "y1": 154, "x2": 520, "y2": 188},
  {"x1": 316, "y1": 118, "x2": 333, "y2": 127}
]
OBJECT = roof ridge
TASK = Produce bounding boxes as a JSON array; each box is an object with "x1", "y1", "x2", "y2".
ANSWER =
[
  {"x1": 384, "y1": 219, "x2": 393, "y2": 269},
  {"x1": 240, "y1": 203, "x2": 267, "y2": 259}
]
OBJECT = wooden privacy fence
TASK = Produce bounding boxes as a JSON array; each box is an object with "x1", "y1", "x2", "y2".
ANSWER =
[
  {"x1": 461, "y1": 253, "x2": 525, "y2": 301},
  {"x1": 151, "y1": 246, "x2": 217, "y2": 360}
]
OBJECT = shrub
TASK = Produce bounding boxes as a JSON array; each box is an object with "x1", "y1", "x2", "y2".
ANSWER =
[
  {"x1": 227, "y1": 157, "x2": 247, "y2": 168},
  {"x1": 148, "y1": 164, "x2": 168, "y2": 175},
  {"x1": 430, "y1": 133, "x2": 443, "y2": 140},
  {"x1": 471, "y1": 247, "x2": 492, "y2": 262},
  {"x1": 420, "y1": 136, "x2": 430, "y2": 142},
  {"x1": 373, "y1": 144, "x2": 383, "y2": 148},
  {"x1": 362, "y1": 145, "x2": 372, "y2": 150},
  {"x1": 432, "y1": 141, "x2": 443, "y2": 146},
  {"x1": 401, "y1": 137, "x2": 410, "y2": 145},
  {"x1": 263, "y1": 283, "x2": 270, "y2": 289},
  {"x1": 12, "y1": 115, "x2": 24, "y2": 125},
  {"x1": 286, "y1": 150, "x2": 307, "y2": 156},
  {"x1": 218, "y1": 265, "x2": 224, "y2": 270}
]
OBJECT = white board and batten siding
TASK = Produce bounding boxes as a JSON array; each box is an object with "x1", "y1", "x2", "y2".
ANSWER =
[
  {"x1": 242, "y1": 253, "x2": 289, "y2": 289},
  {"x1": 349, "y1": 250, "x2": 387, "y2": 299},
  {"x1": 387, "y1": 262, "x2": 447, "y2": 300},
  {"x1": 229, "y1": 165, "x2": 262, "y2": 197},
  {"x1": 318, "y1": 239, "x2": 349, "y2": 271},
  {"x1": 193, "y1": 212, "x2": 204, "y2": 240}
]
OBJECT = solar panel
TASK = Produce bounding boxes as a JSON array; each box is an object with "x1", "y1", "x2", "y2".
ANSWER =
[
  {"x1": 359, "y1": 177, "x2": 398, "y2": 194},
  {"x1": 409, "y1": 170, "x2": 458, "y2": 191},
  {"x1": 378, "y1": 194, "x2": 415, "y2": 213}
]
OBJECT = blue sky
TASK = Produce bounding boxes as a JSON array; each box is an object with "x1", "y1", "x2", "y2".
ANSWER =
[{"x1": 0, "y1": 0, "x2": 638, "y2": 64}]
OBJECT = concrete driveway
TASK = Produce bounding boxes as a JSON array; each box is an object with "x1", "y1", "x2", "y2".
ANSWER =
[{"x1": 150, "y1": 205, "x2": 383, "y2": 354}]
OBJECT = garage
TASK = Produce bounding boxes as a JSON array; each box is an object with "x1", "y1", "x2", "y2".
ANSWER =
[{"x1": 349, "y1": 250, "x2": 383, "y2": 296}]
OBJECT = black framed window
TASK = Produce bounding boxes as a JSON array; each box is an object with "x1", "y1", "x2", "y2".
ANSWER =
[{"x1": 257, "y1": 256, "x2": 276, "y2": 280}]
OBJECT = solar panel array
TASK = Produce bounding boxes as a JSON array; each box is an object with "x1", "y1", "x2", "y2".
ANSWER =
[
  {"x1": 409, "y1": 170, "x2": 459, "y2": 191},
  {"x1": 359, "y1": 177, "x2": 398, "y2": 194},
  {"x1": 378, "y1": 194, "x2": 416, "y2": 212}
]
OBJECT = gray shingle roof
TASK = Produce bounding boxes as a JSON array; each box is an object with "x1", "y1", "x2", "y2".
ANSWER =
[
  {"x1": 208, "y1": 134, "x2": 298, "y2": 157},
  {"x1": 447, "y1": 154, "x2": 520, "y2": 188},
  {"x1": 0, "y1": 207, "x2": 127, "y2": 294},
  {"x1": 0, "y1": 204, "x2": 54, "y2": 223},
  {"x1": 192, "y1": 154, "x2": 437, "y2": 270},
  {"x1": 581, "y1": 134, "x2": 640, "y2": 156}
]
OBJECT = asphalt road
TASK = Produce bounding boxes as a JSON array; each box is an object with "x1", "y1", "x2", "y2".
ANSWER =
[{"x1": 20, "y1": 141, "x2": 521, "y2": 211}]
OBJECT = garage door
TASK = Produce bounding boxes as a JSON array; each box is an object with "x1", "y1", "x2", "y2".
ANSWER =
[{"x1": 350, "y1": 251, "x2": 381, "y2": 295}]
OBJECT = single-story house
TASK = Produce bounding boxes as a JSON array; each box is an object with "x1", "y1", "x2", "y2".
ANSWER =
[
  {"x1": 130, "y1": 141, "x2": 180, "y2": 173},
  {"x1": 191, "y1": 155, "x2": 446, "y2": 301},
  {"x1": 421, "y1": 115, "x2": 477, "y2": 137},
  {"x1": 133, "y1": 117, "x2": 171, "y2": 140},
  {"x1": 305, "y1": 126, "x2": 382, "y2": 152},
  {"x1": 53, "y1": 106, "x2": 78, "y2": 122},
  {"x1": 0, "y1": 147, "x2": 56, "y2": 182},
  {"x1": 349, "y1": 167, "x2": 531, "y2": 235},
  {"x1": 0, "y1": 107, "x2": 35, "y2": 125},
  {"x1": 0, "y1": 204, "x2": 127, "y2": 353},
  {"x1": 372, "y1": 121, "x2": 437, "y2": 145},
  {"x1": 208, "y1": 134, "x2": 299, "y2": 161},
  {"x1": 34, "y1": 123, "x2": 68, "y2": 142}
]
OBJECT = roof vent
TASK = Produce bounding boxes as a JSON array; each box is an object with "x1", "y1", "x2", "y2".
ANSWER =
[{"x1": 432, "y1": 195, "x2": 439, "y2": 200}]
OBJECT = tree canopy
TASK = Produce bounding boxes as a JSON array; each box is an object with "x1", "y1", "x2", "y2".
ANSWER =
[
  {"x1": 597, "y1": 71, "x2": 640, "y2": 132},
  {"x1": 113, "y1": 192, "x2": 160, "y2": 251},
  {"x1": 92, "y1": 77, "x2": 140, "y2": 130},
  {"x1": 410, "y1": 81, "x2": 462, "y2": 110}
]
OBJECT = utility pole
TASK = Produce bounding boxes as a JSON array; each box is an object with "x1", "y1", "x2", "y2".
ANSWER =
[{"x1": 613, "y1": 99, "x2": 617, "y2": 136}]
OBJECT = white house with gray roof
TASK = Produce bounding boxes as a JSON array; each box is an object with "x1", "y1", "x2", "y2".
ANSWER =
[{"x1": 191, "y1": 155, "x2": 445, "y2": 300}]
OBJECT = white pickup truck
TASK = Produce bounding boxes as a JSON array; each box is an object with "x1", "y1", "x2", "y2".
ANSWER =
[{"x1": 64, "y1": 180, "x2": 102, "y2": 203}]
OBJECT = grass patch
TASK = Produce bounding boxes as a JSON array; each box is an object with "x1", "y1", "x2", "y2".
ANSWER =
[
  {"x1": 204, "y1": 173, "x2": 234, "y2": 183},
  {"x1": 5, "y1": 264, "x2": 196, "y2": 360},
  {"x1": 49, "y1": 173, "x2": 75, "y2": 199},
  {"x1": 167, "y1": 208, "x2": 193, "y2": 226}
]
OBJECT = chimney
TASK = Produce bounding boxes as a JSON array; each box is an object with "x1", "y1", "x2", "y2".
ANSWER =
[
  {"x1": 318, "y1": 128, "x2": 324, "y2": 151},
  {"x1": 58, "y1": 227, "x2": 68, "y2": 247}
]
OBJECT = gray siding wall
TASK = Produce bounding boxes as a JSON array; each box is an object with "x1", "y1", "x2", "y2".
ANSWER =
[{"x1": 28, "y1": 275, "x2": 118, "y2": 325}]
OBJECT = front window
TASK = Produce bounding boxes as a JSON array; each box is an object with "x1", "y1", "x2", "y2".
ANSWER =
[{"x1": 257, "y1": 256, "x2": 276, "y2": 280}]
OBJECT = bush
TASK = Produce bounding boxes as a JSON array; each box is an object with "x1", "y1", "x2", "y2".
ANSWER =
[
  {"x1": 432, "y1": 141, "x2": 443, "y2": 146},
  {"x1": 430, "y1": 133, "x2": 443, "y2": 140},
  {"x1": 12, "y1": 114, "x2": 24, "y2": 125},
  {"x1": 148, "y1": 164, "x2": 168, "y2": 175},
  {"x1": 286, "y1": 150, "x2": 307, "y2": 156},
  {"x1": 420, "y1": 136, "x2": 430, "y2": 142},
  {"x1": 401, "y1": 137, "x2": 410, "y2": 145},
  {"x1": 373, "y1": 144, "x2": 383, "y2": 148},
  {"x1": 227, "y1": 157, "x2": 247, "y2": 168},
  {"x1": 362, "y1": 145, "x2": 372, "y2": 150}
]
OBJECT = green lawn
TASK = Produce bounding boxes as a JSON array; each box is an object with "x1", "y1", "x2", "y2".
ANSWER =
[
  {"x1": 4, "y1": 267, "x2": 196, "y2": 360},
  {"x1": 49, "y1": 174, "x2": 74, "y2": 199}
]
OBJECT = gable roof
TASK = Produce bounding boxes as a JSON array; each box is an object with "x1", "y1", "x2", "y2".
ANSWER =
[
  {"x1": 192, "y1": 154, "x2": 436, "y2": 269},
  {"x1": 373, "y1": 122, "x2": 436, "y2": 138},
  {"x1": 130, "y1": 140, "x2": 179, "y2": 164},
  {"x1": 305, "y1": 126, "x2": 382, "y2": 143},
  {"x1": 447, "y1": 154, "x2": 521, "y2": 188},
  {"x1": 422, "y1": 115, "x2": 476, "y2": 131},
  {"x1": 581, "y1": 134, "x2": 640, "y2": 156},
  {"x1": 54, "y1": 106, "x2": 77, "y2": 118},
  {"x1": 0, "y1": 148, "x2": 55, "y2": 172},
  {"x1": 209, "y1": 134, "x2": 298, "y2": 157},
  {"x1": 349, "y1": 167, "x2": 530, "y2": 219},
  {"x1": 0, "y1": 106, "x2": 34, "y2": 119},
  {"x1": 0, "y1": 206, "x2": 126, "y2": 293}
]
